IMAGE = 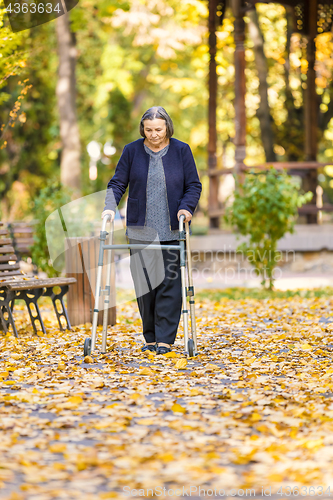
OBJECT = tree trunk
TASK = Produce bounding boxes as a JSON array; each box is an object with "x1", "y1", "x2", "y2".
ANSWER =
[
  {"x1": 247, "y1": 7, "x2": 276, "y2": 162},
  {"x1": 131, "y1": 55, "x2": 156, "y2": 118},
  {"x1": 303, "y1": 0, "x2": 318, "y2": 224},
  {"x1": 232, "y1": 0, "x2": 246, "y2": 186},
  {"x1": 284, "y1": 5, "x2": 301, "y2": 161},
  {"x1": 208, "y1": 0, "x2": 220, "y2": 229},
  {"x1": 55, "y1": 13, "x2": 81, "y2": 194}
]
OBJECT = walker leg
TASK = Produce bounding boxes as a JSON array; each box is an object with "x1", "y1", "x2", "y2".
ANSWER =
[
  {"x1": 189, "y1": 299, "x2": 198, "y2": 355},
  {"x1": 181, "y1": 264, "x2": 189, "y2": 351},
  {"x1": 185, "y1": 221, "x2": 198, "y2": 355},
  {"x1": 179, "y1": 220, "x2": 189, "y2": 354},
  {"x1": 101, "y1": 220, "x2": 114, "y2": 353},
  {"x1": 101, "y1": 306, "x2": 109, "y2": 354},
  {"x1": 91, "y1": 262, "x2": 103, "y2": 352},
  {"x1": 90, "y1": 224, "x2": 109, "y2": 353}
]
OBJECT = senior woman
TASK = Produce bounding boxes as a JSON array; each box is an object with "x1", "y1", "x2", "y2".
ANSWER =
[{"x1": 101, "y1": 106, "x2": 202, "y2": 355}]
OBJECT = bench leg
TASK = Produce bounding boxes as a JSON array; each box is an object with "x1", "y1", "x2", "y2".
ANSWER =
[
  {"x1": 18, "y1": 289, "x2": 46, "y2": 335},
  {"x1": 44, "y1": 285, "x2": 72, "y2": 331},
  {"x1": 0, "y1": 290, "x2": 19, "y2": 338}
]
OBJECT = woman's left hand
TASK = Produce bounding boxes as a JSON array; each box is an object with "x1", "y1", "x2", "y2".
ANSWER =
[{"x1": 177, "y1": 209, "x2": 192, "y2": 222}]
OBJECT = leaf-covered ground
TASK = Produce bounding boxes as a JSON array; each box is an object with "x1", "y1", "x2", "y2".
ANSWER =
[{"x1": 1, "y1": 291, "x2": 333, "y2": 499}]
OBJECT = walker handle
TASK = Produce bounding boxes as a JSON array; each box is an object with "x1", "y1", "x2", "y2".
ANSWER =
[
  {"x1": 101, "y1": 212, "x2": 113, "y2": 232},
  {"x1": 179, "y1": 213, "x2": 185, "y2": 231}
]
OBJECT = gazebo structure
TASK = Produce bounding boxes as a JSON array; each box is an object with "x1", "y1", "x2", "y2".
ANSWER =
[{"x1": 207, "y1": 0, "x2": 333, "y2": 226}]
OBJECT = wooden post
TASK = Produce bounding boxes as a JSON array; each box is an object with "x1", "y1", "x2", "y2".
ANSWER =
[
  {"x1": 303, "y1": 0, "x2": 318, "y2": 224},
  {"x1": 208, "y1": 0, "x2": 220, "y2": 228},
  {"x1": 232, "y1": 0, "x2": 246, "y2": 185},
  {"x1": 65, "y1": 237, "x2": 116, "y2": 327}
]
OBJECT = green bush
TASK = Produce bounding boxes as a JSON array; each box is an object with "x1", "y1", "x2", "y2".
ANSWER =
[
  {"x1": 31, "y1": 180, "x2": 72, "y2": 277},
  {"x1": 225, "y1": 168, "x2": 313, "y2": 290}
]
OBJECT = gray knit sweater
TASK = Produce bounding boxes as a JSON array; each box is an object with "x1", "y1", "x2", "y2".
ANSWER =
[{"x1": 126, "y1": 143, "x2": 187, "y2": 242}]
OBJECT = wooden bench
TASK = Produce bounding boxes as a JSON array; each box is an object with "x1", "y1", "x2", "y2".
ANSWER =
[
  {"x1": 7, "y1": 221, "x2": 38, "y2": 274},
  {"x1": 7, "y1": 221, "x2": 35, "y2": 258},
  {"x1": 0, "y1": 222, "x2": 76, "y2": 337}
]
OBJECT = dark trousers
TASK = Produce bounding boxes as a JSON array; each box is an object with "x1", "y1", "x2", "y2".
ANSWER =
[{"x1": 128, "y1": 238, "x2": 182, "y2": 345}]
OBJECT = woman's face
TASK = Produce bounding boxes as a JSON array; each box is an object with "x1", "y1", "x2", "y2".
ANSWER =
[{"x1": 143, "y1": 118, "x2": 168, "y2": 147}]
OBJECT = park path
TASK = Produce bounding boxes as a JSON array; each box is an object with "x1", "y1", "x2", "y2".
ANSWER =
[{"x1": 0, "y1": 294, "x2": 333, "y2": 499}]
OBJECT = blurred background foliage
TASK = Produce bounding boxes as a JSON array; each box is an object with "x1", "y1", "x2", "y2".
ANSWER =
[{"x1": 1, "y1": 0, "x2": 333, "y2": 221}]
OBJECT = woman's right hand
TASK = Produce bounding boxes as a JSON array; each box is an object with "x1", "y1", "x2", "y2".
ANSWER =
[{"x1": 101, "y1": 209, "x2": 115, "y2": 221}]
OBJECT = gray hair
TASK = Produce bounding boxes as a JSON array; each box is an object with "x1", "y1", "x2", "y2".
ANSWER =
[{"x1": 139, "y1": 106, "x2": 174, "y2": 139}]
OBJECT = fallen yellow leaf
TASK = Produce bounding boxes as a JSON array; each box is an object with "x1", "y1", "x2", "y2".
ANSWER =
[
  {"x1": 244, "y1": 357, "x2": 256, "y2": 365},
  {"x1": 303, "y1": 438, "x2": 323, "y2": 449},
  {"x1": 129, "y1": 393, "x2": 140, "y2": 400},
  {"x1": 171, "y1": 403, "x2": 186, "y2": 414},
  {"x1": 250, "y1": 412, "x2": 262, "y2": 422},
  {"x1": 10, "y1": 353, "x2": 23, "y2": 360},
  {"x1": 91, "y1": 379, "x2": 105, "y2": 389},
  {"x1": 163, "y1": 351, "x2": 178, "y2": 358},
  {"x1": 175, "y1": 359, "x2": 187, "y2": 369},
  {"x1": 190, "y1": 388, "x2": 200, "y2": 396},
  {"x1": 84, "y1": 356, "x2": 94, "y2": 363},
  {"x1": 139, "y1": 367, "x2": 154, "y2": 376},
  {"x1": 99, "y1": 492, "x2": 118, "y2": 499},
  {"x1": 205, "y1": 363, "x2": 220, "y2": 371},
  {"x1": 136, "y1": 418, "x2": 156, "y2": 425},
  {"x1": 49, "y1": 443, "x2": 67, "y2": 453},
  {"x1": 67, "y1": 396, "x2": 83, "y2": 405},
  {"x1": 157, "y1": 452, "x2": 174, "y2": 462}
]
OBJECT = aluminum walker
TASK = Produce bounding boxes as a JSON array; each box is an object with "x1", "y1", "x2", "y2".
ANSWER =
[{"x1": 83, "y1": 213, "x2": 198, "y2": 357}]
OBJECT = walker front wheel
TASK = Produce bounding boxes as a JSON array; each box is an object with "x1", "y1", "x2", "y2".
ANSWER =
[
  {"x1": 84, "y1": 338, "x2": 91, "y2": 357},
  {"x1": 188, "y1": 338, "x2": 194, "y2": 357}
]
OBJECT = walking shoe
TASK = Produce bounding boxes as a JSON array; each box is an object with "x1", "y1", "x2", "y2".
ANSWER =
[
  {"x1": 156, "y1": 345, "x2": 171, "y2": 355},
  {"x1": 141, "y1": 344, "x2": 156, "y2": 353}
]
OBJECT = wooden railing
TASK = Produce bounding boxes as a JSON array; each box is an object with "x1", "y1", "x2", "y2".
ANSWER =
[
  {"x1": 240, "y1": 162, "x2": 333, "y2": 216},
  {"x1": 206, "y1": 161, "x2": 333, "y2": 218},
  {"x1": 239, "y1": 161, "x2": 328, "y2": 171}
]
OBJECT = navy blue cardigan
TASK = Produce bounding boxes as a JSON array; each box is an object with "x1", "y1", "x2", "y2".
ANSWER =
[{"x1": 104, "y1": 138, "x2": 202, "y2": 231}]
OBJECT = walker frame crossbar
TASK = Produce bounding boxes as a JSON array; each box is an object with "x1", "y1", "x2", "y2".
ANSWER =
[{"x1": 83, "y1": 213, "x2": 198, "y2": 358}]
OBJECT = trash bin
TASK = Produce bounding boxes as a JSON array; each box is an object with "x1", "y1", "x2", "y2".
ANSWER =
[{"x1": 65, "y1": 236, "x2": 116, "y2": 327}]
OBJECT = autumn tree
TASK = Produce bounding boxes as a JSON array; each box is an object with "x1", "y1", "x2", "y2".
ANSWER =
[
  {"x1": 55, "y1": 12, "x2": 81, "y2": 194},
  {"x1": 247, "y1": 6, "x2": 276, "y2": 162}
]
